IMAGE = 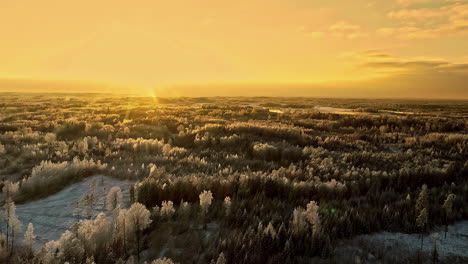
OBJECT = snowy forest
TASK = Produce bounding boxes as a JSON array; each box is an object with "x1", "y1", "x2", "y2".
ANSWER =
[{"x1": 0, "y1": 94, "x2": 467, "y2": 264}]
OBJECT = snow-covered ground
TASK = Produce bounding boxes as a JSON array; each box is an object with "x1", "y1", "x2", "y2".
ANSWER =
[
  {"x1": 8, "y1": 175, "x2": 133, "y2": 246},
  {"x1": 335, "y1": 221, "x2": 468, "y2": 261}
]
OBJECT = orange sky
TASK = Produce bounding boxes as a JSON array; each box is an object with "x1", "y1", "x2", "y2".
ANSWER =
[{"x1": 0, "y1": 0, "x2": 467, "y2": 98}]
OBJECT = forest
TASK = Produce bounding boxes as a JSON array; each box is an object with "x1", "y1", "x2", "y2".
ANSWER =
[{"x1": 0, "y1": 94, "x2": 467, "y2": 264}]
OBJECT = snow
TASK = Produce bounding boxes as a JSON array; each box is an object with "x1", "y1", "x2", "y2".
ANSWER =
[
  {"x1": 8, "y1": 175, "x2": 133, "y2": 247},
  {"x1": 336, "y1": 221, "x2": 468, "y2": 261}
]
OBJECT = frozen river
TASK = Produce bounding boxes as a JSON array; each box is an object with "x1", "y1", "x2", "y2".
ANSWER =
[{"x1": 8, "y1": 175, "x2": 133, "y2": 246}]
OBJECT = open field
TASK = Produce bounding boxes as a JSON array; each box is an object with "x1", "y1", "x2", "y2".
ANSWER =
[{"x1": 10, "y1": 175, "x2": 132, "y2": 247}]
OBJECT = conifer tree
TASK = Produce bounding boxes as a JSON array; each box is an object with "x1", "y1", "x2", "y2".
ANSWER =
[
  {"x1": 24, "y1": 223, "x2": 36, "y2": 250},
  {"x1": 442, "y1": 194, "x2": 456, "y2": 238}
]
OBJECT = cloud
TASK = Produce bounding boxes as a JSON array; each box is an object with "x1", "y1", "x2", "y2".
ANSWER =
[
  {"x1": 382, "y1": 1, "x2": 468, "y2": 38},
  {"x1": 329, "y1": 22, "x2": 361, "y2": 31},
  {"x1": 395, "y1": 0, "x2": 467, "y2": 7},
  {"x1": 341, "y1": 50, "x2": 396, "y2": 62},
  {"x1": 296, "y1": 26, "x2": 325, "y2": 38},
  {"x1": 438, "y1": 63, "x2": 468, "y2": 71},
  {"x1": 361, "y1": 60, "x2": 449, "y2": 72},
  {"x1": 331, "y1": 50, "x2": 468, "y2": 98},
  {"x1": 360, "y1": 50, "x2": 395, "y2": 59},
  {"x1": 388, "y1": 8, "x2": 443, "y2": 19},
  {"x1": 395, "y1": 0, "x2": 434, "y2": 7},
  {"x1": 329, "y1": 22, "x2": 369, "y2": 39},
  {"x1": 355, "y1": 51, "x2": 468, "y2": 77},
  {"x1": 298, "y1": 22, "x2": 369, "y2": 39}
]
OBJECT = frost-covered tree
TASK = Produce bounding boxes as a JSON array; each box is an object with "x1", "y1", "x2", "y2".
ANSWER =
[
  {"x1": 416, "y1": 208, "x2": 428, "y2": 251},
  {"x1": 106, "y1": 186, "x2": 123, "y2": 212},
  {"x1": 199, "y1": 190, "x2": 213, "y2": 215},
  {"x1": 116, "y1": 208, "x2": 129, "y2": 254},
  {"x1": 22, "y1": 158, "x2": 107, "y2": 200},
  {"x1": 4, "y1": 199, "x2": 22, "y2": 252},
  {"x1": 77, "y1": 213, "x2": 111, "y2": 257},
  {"x1": 24, "y1": 223, "x2": 36, "y2": 249},
  {"x1": 2, "y1": 181, "x2": 19, "y2": 200},
  {"x1": 442, "y1": 194, "x2": 456, "y2": 238},
  {"x1": 416, "y1": 184, "x2": 428, "y2": 215},
  {"x1": 216, "y1": 252, "x2": 226, "y2": 264},
  {"x1": 58, "y1": 230, "x2": 85, "y2": 263},
  {"x1": 264, "y1": 222, "x2": 277, "y2": 239},
  {"x1": 125, "y1": 255, "x2": 136, "y2": 264},
  {"x1": 160, "y1": 201, "x2": 175, "y2": 218},
  {"x1": 152, "y1": 257, "x2": 175, "y2": 264},
  {"x1": 126, "y1": 203, "x2": 151, "y2": 264},
  {"x1": 223, "y1": 196, "x2": 232, "y2": 216},
  {"x1": 41, "y1": 240, "x2": 61, "y2": 264},
  {"x1": 415, "y1": 184, "x2": 429, "y2": 251},
  {"x1": 44, "y1": 132, "x2": 56, "y2": 143},
  {"x1": 2, "y1": 182, "x2": 19, "y2": 249},
  {"x1": 305, "y1": 201, "x2": 321, "y2": 236},
  {"x1": 129, "y1": 185, "x2": 136, "y2": 204},
  {"x1": 290, "y1": 207, "x2": 307, "y2": 235},
  {"x1": 92, "y1": 213, "x2": 112, "y2": 252},
  {"x1": 77, "y1": 218, "x2": 96, "y2": 258}
]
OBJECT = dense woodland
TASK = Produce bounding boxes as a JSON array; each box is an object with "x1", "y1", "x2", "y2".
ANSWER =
[{"x1": 0, "y1": 95, "x2": 467, "y2": 264}]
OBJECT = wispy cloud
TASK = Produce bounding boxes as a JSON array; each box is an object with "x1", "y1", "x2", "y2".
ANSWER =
[
  {"x1": 381, "y1": 1, "x2": 468, "y2": 38},
  {"x1": 395, "y1": 0, "x2": 434, "y2": 7},
  {"x1": 296, "y1": 26, "x2": 325, "y2": 38},
  {"x1": 329, "y1": 22, "x2": 369, "y2": 39},
  {"x1": 355, "y1": 50, "x2": 468, "y2": 75},
  {"x1": 297, "y1": 21, "x2": 369, "y2": 39}
]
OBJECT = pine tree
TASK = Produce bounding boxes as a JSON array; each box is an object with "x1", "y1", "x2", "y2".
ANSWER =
[
  {"x1": 264, "y1": 222, "x2": 277, "y2": 239},
  {"x1": 416, "y1": 208, "x2": 428, "y2": 251},
  {"x1": 199, "y1": 190, "x2": 213, "y2": 215},
  {"x1": 224, "y1": 196, "x2": 232, "y2": 216},
  {"x1": 160, "y1": 201, "x2": 175, "y2": 218},
  {"x1": 8, "y1": 201, "x2": 22, "y2": 252},
  {"x1": 2, "y1": 181, "x2": 19, "y2": 200},
  {"x1": 129, "y1": 185, "x2": 136, "y2": 204},
  {"x1": 106, "y1": 186, "x2": 123, "y2": 212},
  {"x1": 126, "y1": 203, "x2": 151, "y2": 264},
  {"x1": 416, "y1": 184, "x2": 428, "y2": 215},
  {"x1": 116, "y1": 208, "x2": 129, "y2": 255},
  {"x1": 24, "y1": 223, "x2": 36, "y2": 249},
  {"x1": 199, "y1": 190, "x2": 213, "y2": 228},
  {"x1": 415, "y1": 184, "x2": 429, "y2": 251},
  {"x1": 4, "y1": 198, "x2": 22, "y2": 252},
  {"x1": 152, "y1": 257, "x2": 175, "y2": 264},
  {"x1": 216, "y1": 252, "x2": 227, "y2": 264},
  {"x1": 442, "y1": 194, "x2": 456, "y2": 238},
  {"x1": 2, "y1": 182, "x2": 19, "y2": 250},
  {"x1": 305, "y1": 201, "x2": 321, "y2": 236},
  {"x1": 290, "y1": 207, "x2": 307, "y2": 235}
]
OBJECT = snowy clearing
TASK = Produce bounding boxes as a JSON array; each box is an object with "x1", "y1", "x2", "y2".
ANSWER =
[
  {"x1": 335, "y1": 221, "x2": 468, "y2": 261},
  {"x1": 7, "y1": 175, "x2": 133, "y2": 246}
]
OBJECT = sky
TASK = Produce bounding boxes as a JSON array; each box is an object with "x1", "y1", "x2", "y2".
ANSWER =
[{"x1": 0, "y1": 0, "x2": 467, "y2": 98}]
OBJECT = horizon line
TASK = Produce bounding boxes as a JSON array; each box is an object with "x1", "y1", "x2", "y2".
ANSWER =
[{"x1": 0, "y1": 91, "x2": 467, "y2": 101}]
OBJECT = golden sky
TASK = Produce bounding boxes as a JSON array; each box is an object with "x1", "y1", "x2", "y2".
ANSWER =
[{"x1": 1, "y1": 0, "x2": 467, "y2": 98}]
